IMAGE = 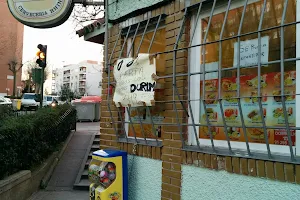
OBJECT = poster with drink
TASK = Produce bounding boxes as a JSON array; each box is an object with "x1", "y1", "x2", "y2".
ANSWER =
[{"x1": 199, "y1": 70, "x2": 296, "y2": 146}]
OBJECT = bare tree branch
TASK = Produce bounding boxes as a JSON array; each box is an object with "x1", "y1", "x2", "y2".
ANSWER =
[{"x1": 71, "y1": 4, "x2": 104, "y2": 30}]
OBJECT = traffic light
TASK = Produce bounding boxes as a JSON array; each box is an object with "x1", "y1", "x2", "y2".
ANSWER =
[{"x1": 36, "y1": 44, "x2": 47, "y2": 68}]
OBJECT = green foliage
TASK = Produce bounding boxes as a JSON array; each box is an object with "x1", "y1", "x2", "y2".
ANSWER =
[
  {"x1": 59, "y1": 85, "x2": 79, "y2": 101},
  {"x1": 0, "y1": 104, "x2": 76, "y2": 179},
  {"x1": 0, "y1": 105, "x2": 14, "y2": 121}
]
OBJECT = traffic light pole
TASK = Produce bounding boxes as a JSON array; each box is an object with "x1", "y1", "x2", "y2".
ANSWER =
[
  {"x1": 37, "y1": 44, "x2": 47, "y2": 108},
  {"x1": 40, "y1": 67, "x2": 44, "y2": 108}
]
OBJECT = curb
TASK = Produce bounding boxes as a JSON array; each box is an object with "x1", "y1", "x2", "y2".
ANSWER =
[{"x1": 40, "y1": 130, "x2": 76, "y2": 189}]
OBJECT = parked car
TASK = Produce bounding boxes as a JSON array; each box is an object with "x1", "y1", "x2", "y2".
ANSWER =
[
  {"x1": 44, "y1": 95, "x2": 64, "y2": 107},
  {"x1": 21, "y1": 93, "x2": 39, "y2": 110},
  {"x1": 44, "y1": 95, "x2": 54, "y2": 107},
  {"x1": 0, "y1": 96, "x2": 12, "y2": 105},
  {"x1": 52, "y1": 96, "x2": 65, "y2": 105}
]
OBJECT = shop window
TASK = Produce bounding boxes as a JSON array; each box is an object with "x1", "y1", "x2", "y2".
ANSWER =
[
  {"x1": 124, "y1": 28, "x2": 166, "y2": 140},
  {"x1": 189, "y1": 0, "x2": 299, "y2": 157}
]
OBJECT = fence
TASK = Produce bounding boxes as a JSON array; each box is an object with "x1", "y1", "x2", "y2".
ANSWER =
[{"x1": 105, "y1": 0, "x2": 300, "y2": 164}]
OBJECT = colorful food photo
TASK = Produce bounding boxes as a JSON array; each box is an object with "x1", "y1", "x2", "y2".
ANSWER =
[
  {"x1": 201, "y1": 108, "x2": 218, "y2": 123},
  {"x1": 227, "y1": 127, "x2": 241, "y2": 141},
  {"x1": 199, "y1": 126, "x2": 219, "y2": 139},
  {"x1": 247, "y1": 128, "x2": 271, "y2": 143}
]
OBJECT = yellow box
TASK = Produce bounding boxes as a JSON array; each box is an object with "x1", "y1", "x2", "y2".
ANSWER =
[{"x1": 88, "y1": 150, "x2": 128, "y2": 200}]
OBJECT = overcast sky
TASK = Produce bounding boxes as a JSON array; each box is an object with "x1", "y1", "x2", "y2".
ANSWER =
[{"x1": 22, "y1": 18, "x2": 103, "y2": 93}]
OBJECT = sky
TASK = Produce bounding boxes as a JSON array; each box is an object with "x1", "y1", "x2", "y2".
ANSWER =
[{"x1": 22, "y1": 18, "x2": 103, "y2": 93}]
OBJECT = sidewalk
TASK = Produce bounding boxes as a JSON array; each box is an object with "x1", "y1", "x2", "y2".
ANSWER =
[{"x1": 29, "y1": 122, "x2": 99, "y2": 200}]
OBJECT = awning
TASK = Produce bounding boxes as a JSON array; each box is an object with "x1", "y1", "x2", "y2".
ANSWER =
[{"x1": 75, "y1": 18, "x2": 109, "y2": 44}]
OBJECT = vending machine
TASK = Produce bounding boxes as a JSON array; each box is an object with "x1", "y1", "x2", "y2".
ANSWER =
[{"x1": 88, "y1": 149, "x2": 128, "y2": 200}]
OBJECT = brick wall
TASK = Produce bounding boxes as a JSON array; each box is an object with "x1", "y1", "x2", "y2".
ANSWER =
[
  {"x1": 0, "y1": 0, "x2": 23, "y2": 95},
  {"x1": 100, "y1": 0, "x2": 300, "y2": 199}
]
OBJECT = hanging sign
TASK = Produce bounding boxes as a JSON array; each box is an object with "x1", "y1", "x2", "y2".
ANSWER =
[
  {"x1": 7, "y1": 0, "x2": 73, "y2": 28},
  {"x1": 113, "y1": 53, "x2": 156, "y2": 107}
]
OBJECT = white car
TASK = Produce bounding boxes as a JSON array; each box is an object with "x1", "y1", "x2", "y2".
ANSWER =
[
  {"x1": 21, "y1": 93, "x2": 39, "y2": 110},
  {"x1": 44, "y1": 95, "x2": 53, "y2": 107},
  {"x1": 44, "y1": 95, "x2": 64, "y2": 106},
  {"x1": 0, "y1": 96, "x2": 12, "y2": 105}
]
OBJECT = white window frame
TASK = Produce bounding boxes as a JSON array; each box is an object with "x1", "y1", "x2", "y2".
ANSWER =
[{"x1": 189, "y1": 0, "x2": 300, "y2": 156}]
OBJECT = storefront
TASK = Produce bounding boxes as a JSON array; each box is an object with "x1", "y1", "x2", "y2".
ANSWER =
[{"x1": 78, "y1": 0, "x2": 300, "y2": 199}]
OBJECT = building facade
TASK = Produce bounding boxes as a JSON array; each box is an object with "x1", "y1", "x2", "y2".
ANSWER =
[
  {"x1": 78, "y1": 0, "x2": 300, "y2": 199},
  {"x1": 53, "y1": 60, "x2": 103, "y2": 96},
  {"x1": 0, "y1": 0, "x2": 24, "y2": 96}
]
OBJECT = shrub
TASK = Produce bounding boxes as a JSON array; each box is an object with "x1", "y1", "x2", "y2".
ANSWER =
[
  {"x1": 0, "y1": 105, "x2": 14, "y2": 121},
  {"x1": 0, "y1": 104, "x2": 76, "y2": 179}
]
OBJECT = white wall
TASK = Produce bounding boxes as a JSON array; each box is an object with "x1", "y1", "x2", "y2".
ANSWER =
[
  {"x1": 182, "y1": 165, "x2": 300, "y2": 200},
  {"x1": 84, "y1": 62, "x2": 103, "y2": 96}
]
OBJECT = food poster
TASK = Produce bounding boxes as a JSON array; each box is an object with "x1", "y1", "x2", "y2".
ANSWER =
[
  {"x1": 239, "y1": 73, "x2": 271, "y2": 143},
  {"x1": 128, "y1": 89, "x2": 164, "y2": 139},
  {"x1": 267, "y1": 71, "x2": 296, "y2": 126},
  {"x1": 199, "y1": 79, "x2": 223, "y2": 140},
  {"x1": 268, "y1": 71, "x2": 296, "y2": 146},
  {"x1": 200, "y1": 79, "x2": 221, "y2": 125},
  {"x1": 199, "y1": 78, "x2": 244, "y2": 141},
  {"x1": 221, "y1": 77, "x2": 242, "y2": 126},
  {"x1": 221, "y1": 77, "x2": 244, "y2": 142},
  {"x1": 198, "y1": 70, "x2": 296, "y2": 146}
]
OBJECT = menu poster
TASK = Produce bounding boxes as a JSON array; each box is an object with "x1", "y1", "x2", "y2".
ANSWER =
[
  {"x1": 240, "y1": 74, "x2": 269, "y2": 129},
  {"x1": 200, "y1": 79, "x2": 221, "y2": 126},
  {"x1": 267, "y1": 71, "x2": 296, "y2": 127},
  {"x1": 221, "y1": 77, "x2": 241, "y2": 126},
  {"x1": 198, "y1": 70, "x2": 296, "y2": 147}
]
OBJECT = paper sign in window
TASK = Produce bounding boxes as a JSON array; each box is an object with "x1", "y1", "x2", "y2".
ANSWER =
[
  {"x1": 233, "y1": 36, "x2": 269, "y2": 67},
  {"x1": 113, "y1": 53, "x2": 156, "y2": 107}
]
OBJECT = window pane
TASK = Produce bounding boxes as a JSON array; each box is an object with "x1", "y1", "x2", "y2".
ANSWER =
[
  {"x1": 199, "y1": 0, "x2": 296, "y2": 147},
  {"x1": 127, "y1": 28, "x2": 166, "y2": 139}
]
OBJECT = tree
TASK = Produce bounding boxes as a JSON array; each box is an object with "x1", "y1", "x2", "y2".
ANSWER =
[
  {"x1": 59, "y1": 85, "x2": 75, "y2": 101},
  {"x1": 22, "y1": 59, "x2": 51, "y2": 94},
  {"x1": 58, "y1": 84, "x2": 82, "y2": 102},
  {"x1": 8, "y1": 58, "x2": 23, "y2": 96},
  {"x1": 71, "y1": 4, "x2": 104, "y2": 29}
]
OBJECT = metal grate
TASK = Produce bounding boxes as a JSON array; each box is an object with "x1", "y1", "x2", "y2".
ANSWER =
[{"x1": 105, "y1": 0, "x2": 300, "y2": 163}]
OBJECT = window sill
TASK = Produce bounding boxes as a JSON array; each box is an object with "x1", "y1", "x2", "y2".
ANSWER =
[{"x1": 183, "y1": 145, "x2": 300, "y2": 164}]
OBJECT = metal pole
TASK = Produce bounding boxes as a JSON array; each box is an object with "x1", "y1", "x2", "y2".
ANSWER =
[
  {"x1": 105, "y1": 0, "x2": 108, "y2": 74},
  {"x1": 40, "y1": 67, "x2": 44, "y2": 108}
]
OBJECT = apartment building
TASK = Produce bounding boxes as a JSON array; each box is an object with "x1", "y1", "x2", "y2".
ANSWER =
[
  {"x1": 53, "y1": 60, "x2": 103, "y2": 96},
  {"x1": 0, "y1": 0, "x2": 23, "y2": 96}
]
